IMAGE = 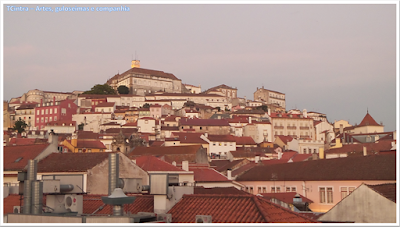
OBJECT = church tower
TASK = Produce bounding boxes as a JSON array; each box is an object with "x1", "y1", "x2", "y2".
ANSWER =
[{"x1": 131, "y1": 60, "x2": 140, "y2": 68}]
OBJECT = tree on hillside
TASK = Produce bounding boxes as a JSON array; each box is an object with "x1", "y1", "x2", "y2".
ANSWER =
[
  {"x1": 13, "y1": 119, "x2": 28, "y2": 134},
  {"x1": 117, "y1": 85, "x2": 130, "y2": 94},
  {"x1": 83, "y1": 84, "x2": 117, "y2": 95}
]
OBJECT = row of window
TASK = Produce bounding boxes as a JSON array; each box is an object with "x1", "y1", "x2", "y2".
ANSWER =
[
  {"x1": 37, "y1": 108, "x2": 58, "y2": 115},
  {"x1": 36, "y1": 116, "x2": 58, "y2": 123},
  {"x1": 245, "y1": 186, "x2": 297, "y2": 194},
  {"x1": 212, "y1": 143, "x2": 234, "y2": 146},
  {"x1": 244, "y1": 186, "x2": 355, "y2": 204}
]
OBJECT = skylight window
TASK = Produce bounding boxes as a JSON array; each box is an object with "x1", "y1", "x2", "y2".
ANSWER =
[{"x1": 15, "y1": 157, "x2": 23, "y2": 163}]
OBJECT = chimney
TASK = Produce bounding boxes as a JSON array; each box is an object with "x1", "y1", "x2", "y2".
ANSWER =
[
  {"x1": 182, "y1": 160, "x2": 189, "y2": 171},
  {"x1": 227, "y1": 169, "x2": 232, "y2": 180},
  {"x1": 255, "y1": 155, "x2": 260, "y2": 163},
  {"x1": 277, "y1": 151, "x2": 282, "y2": 160},
  {"x1": 319, "y1": 147, "x2": 325, "y2": 159},
  {"x1": 302, "y1": 109, "x2": 307, "y2": 118},
  {"x1": 172, "y1": 161, "x2": 176, "y2": 166},
  {"x1": 108, "y1": 153, "x2": 119, "y2": 195},
  {"x1": 249, "y1": 117, "x2": 252, "y2": 124},
  {"x1": 339, "y1": 124, "x2": 343, "y2": 134},
  {"x1": 53, "y1": 96, "x2": 55, "y2": 106},
  {"x1": 363, "y1": 146, "x2": 367, "y2": 156},
  {"x1": 204, "y1": 132, "x2": 208, "y2": 138}
]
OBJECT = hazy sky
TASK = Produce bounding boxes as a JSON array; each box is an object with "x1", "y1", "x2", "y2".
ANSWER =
[{"x1": 2, "y1": 3, "x2": 398, "y2": 131}]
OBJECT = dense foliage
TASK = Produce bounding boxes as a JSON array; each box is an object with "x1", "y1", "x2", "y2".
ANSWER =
[{"x1": 83, "y1": 84, "x2": 117, "y2": 95}]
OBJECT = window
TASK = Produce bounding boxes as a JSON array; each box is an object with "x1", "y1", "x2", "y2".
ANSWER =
[
  {"x1": 45, "y1": 117, "x2": 48, "y2": 123},
  {"x1": 88, "y1": 149, "x2": 92, "y2": 153},
  {"x1": 37, "y1": 110, "x2": 40, "y2": 115},
  {"x1": 341, "y1": 186, "x2": 356, "y2": 200},
  {"x1": 320, "y1": 187, "x2": 333, "y2": 203},
  {"x1": 50, "y1": 109, "x2": 52, "y2": 114},
  {"x1": 36, "y1": 118, "x2": 39, "y2": 123},
  {"x1": 258, "y1": 187, "x2": 262, "y2": 194},
  {"x1": 41, "y1": 110, "x2": 44, "y2": 114},
  {"x1": 271, "y1": 186, "x2": 280, "y2": 193},
  {"x1": 291, "y1": 187, "x2": 296, "y2": 192},
  {"x1": 262, "y1": 187, "x2": 267, "y2": 193},
  {"x1": 49, "y1": 117, "x2": 52, "y2": 122},
  {"x1": 249, "y1": 187, "x2": 253, "y2": 194},
  {"x1": 286, "y1": 187, "x2": 291, "y2": 192},
  {"x1": 41, "y1": 117, "x2": 44, "y2": 123},
  {"x1": 319, "y1": 187, "x2": 326, "y2": 203},
  {"x1": 45, "y1": 109, "x2": 48, "y2": 114},
  {"x1": 54, "y1": 108, "x2": 57, "y2": 114},
  {"x1": 78, "y1": 149, "x2": 82, "y2": 153}
]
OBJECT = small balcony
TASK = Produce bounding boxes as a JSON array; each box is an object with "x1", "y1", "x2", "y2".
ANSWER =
[
  {"x1": 287, "y1": 126, "x2": 297, "y2": 130},
  {"x1": 274, "y1": 126, "x2": 284, "y2": 129},
  {"x1": 299, "y1": 126, "x2": 309, "y2": 130}
]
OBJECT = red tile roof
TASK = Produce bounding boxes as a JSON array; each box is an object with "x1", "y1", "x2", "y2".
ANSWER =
[
  {"x1": 365, "y1": 183, "x2": 396, "y2": 203},
  {"x1": 3, "y1": 194, "x2": 153, "y2": 215},
  {"x1": 260, "y1": 192, "x2": 313, "y2": 204},
  {"x1": 167, "y1": 194, "x2": 318, "y2": 223},
  {"x1": 77, "y1": 131, "x2": 100, "y2": 139},
  {"x1": 7, "y1": 138, "x2": 48, "y2": 146},
  {"x1": 82, "y1": 194, "x2": 154, "y2": 215},
  {"x1": 207, "y1": 134, "x2": 236, "y2": 142},
  {"x1": 4, "y1": 144, "x2": 50, "y2": 171},
  {"x1": 189, "y1": 167, "x2": 231, "y2": 182},
  {"x1": 113, "y1": 67, "x2": 179, "y2": 82},
  {"x1": 134, "y1": 155, "x2": 185, "y2": 172},
  {"x1": 37, "y1": 153, "x2": 111, "y2": 172},
  {"x1": 194, "y1": 186, "x2": 248, "y2": 195},
  {"x1": 326, "y1": 140, "x2": 394, "y2": 155},
  {"x1": 290, "y1": 153, "x2": 312, "y2": 162},
  {"x1": 179, "y1": 118, "x2": 230, "y2": 126},
  {"x1": 95, "y1": 102, "x2": 115, "y2": 108},
  {"x1": 237, "y1": 154, "x2": 396, "y2": 182},
  {"x1": 275, "y1": 135, "x2": 294, "y2": 144},
  {"x1": 358, "y1": 112, "x2": 381, "y2": 127}
]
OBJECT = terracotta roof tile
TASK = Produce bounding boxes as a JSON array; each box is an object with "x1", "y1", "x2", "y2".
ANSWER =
[
  {"x1": 3, "y1": 194, "x2": 153, "y2": 215},
  {"x1": 4, "y1": 144, "x2": 50, "y2": 171},
  {"x1": 365, "y1": 183, "x2": 396, "y2": 203},
  {"x1": 234, "y1": 136, "x2": 256, "y2": 145},
  {"x1": 358, "y1": 112, "x2": 380, "y2": 127},
  {"x1": 167, "y1": 194, "x2": 318, "y2": 223},
  {"x1": 189, "y1": 167, "x2": 230, "y2": 182},
  {"x1": 194, "y1": 186, "x2": 248, "y2": 195},
  {"x1": 326, "y1": 140, "x2": 394, "y2": 155},
  {"x1": 134, "y1": 155, "x2": 185, "y2": 172},
  {"x1": 82, "y1": 194, "x2": 154, "y2": 215},
  {"x1": 37, "y1": 153, "x2": 111, "y2": 172},
  {"x1": 237, "y1": 154, "x2": 396, "y2": 181},
  {"x1": 7, "y1": 138, "x2": 48, "y2": 146}
]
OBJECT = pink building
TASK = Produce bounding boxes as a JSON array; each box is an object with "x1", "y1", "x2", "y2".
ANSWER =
[
  {"x1": 235, "y1": 154, "x2": 396, "y2": 213},
  {"x1": 35, "y1": 98, "x2": 78, "y2": 130},
  {"x1": 149, "y1": 104, "x2": 162, "y2": 119}
]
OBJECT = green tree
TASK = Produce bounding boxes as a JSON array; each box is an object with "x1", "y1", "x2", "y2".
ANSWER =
[
  {"x1": 117, "y1": 85, "x2": 130, "y2": 94},
  {"x1": 142, "y1": 103, "x2": 150, "y2": 108},
  {"x1": 184, "y1": 101, "x2": 196, "y2": 107},
  {"x1": 83, "y1": 84, "x2": 117, "y2": 95},
  {"x1": 78, "y1": 123, "x2": 84, "y2": 130},
  {"x1": 256, "y1": 105, "x2": 268, "y2": 112},
  {"x1": 13, "y1": 119, "x2": 28, "y2": 133}
]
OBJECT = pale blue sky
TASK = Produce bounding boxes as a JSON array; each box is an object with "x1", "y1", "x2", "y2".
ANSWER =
[{"x1": 3, "y1": 3, "x2": 398, "y2": 131}]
